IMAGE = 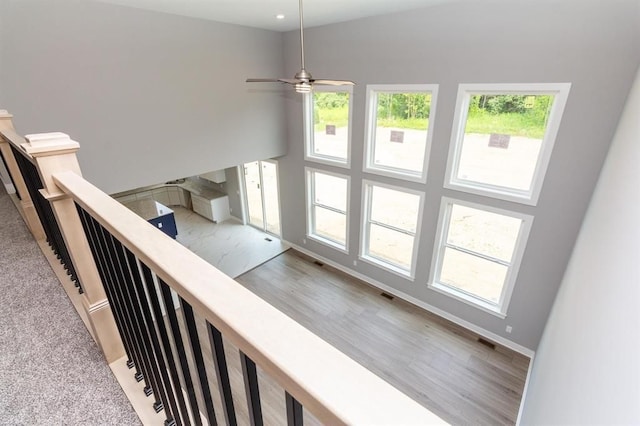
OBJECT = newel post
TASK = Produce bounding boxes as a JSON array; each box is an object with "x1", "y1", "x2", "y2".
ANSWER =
[
  {"x1": 0, "y1": 110, "x2": 45, "y2": 240},
  {"x1": 22, "y1": 132, "x2": 125, "y2": 363}
]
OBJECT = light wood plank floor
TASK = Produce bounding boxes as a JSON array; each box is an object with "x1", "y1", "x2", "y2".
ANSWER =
[
  {"x1": 167, "y1": 249, "x2": 528, "y2": 425},
  {"x1": 231, "y1": 250, "x2": 529, "y2": 425}
]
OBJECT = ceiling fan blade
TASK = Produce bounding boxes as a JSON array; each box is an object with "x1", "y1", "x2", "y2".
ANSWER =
[
  {"x1": 246, "y1": 78, "x2": 282, "y2": 83},
  {"x1": 312, "y1": 79, "x2": 355, "y2": 86},
  {"x1": 246, "y1": 0, "x2": 353, "y2": 92},
  {"x1": 277, "y1": 79, "x2": 302, "y2": 85},
  {"x1": 246, "y1": 78, "x2": 303, "y2": 87}
]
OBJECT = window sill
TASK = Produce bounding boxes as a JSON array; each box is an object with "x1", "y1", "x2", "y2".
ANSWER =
[
  {"x1": 444, "y1": 180, "x2": 537, "y2": 206},
  {"x1": 359, "y1": 254, "x2": 415, "y2": 281},
  {"x1": 307, "y1": 234, "x2": 348, "y2": 254},
  {"x1": 428, "y1": 282, "x2": 507, "y2": 319},
  {"x1": 363, "y1": 165, "x2": 426, "y2": 184},
  {"x1": 305, "y1": 154, "x2": 350, "y2": 169}
]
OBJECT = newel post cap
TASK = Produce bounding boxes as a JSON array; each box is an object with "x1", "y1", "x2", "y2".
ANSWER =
[
  {"x1": 22, "y1": 132, "x2": 80, "y2": 157},
  {"x1": 0, "y1": 110, "x2": 15, "y2": 131}
]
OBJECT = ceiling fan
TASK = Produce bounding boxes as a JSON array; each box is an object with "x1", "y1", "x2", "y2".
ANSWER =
[{"x1": 246, "y1": 0, "x2": 354, "y2": 93}]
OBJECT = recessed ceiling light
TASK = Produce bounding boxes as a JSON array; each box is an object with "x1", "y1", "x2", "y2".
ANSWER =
[{"x1": 276, "y1": 14, "x2": 285, "y2": 20}]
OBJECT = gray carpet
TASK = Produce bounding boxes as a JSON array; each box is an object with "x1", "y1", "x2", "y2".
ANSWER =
[{"x1": 0, "y1": 189, "x2": 141, "y2": 425}]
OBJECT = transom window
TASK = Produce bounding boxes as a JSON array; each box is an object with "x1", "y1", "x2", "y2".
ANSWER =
[
  {"x1": 445, "y1": 83, "x2": 570, "y2": 205},
  {"x1": 364, "y1": 84, "x2": 438, "y2": 182},
  {"x1": 429, "y1": 197, "x2": 533, "y2": 316},
  {"x1": 305, "y1": 168, "x2": 350, "y2": 252},
  {"x1": 360, "y1": 181, "x2": 424, "y2": 279},
  {"x1": 304, "y1": 87, "x2": 353, "y2": 167}
]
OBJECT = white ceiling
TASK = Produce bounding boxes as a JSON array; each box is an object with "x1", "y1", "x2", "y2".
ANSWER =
[{"x1": 95, "y1": 0, "x2": 453, "y2": 31}]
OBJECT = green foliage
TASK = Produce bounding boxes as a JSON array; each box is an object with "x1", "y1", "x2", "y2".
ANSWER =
[
  {"x1": 313, "y1": 92, "x2": 350, "y2": 130},
  {"x1": 311, "y1": 92, "x2": 554, "y2": 138},
  {"x1": 314, "y1": 106, "x2": 349, "y2": 130},
  {"x1": 377, "y1": 117, "x2": 429, "y2": 130},
  {"x1": 377, "y1": 93, "x2": 431, "y2": 121},
  {"x1": 466, "y1": 94, "x2": 553, "y2": 138},
  {"x1": 314, "y1": 92, "x2": 349, "y2": 109},
  {"x1": 465, "y1": 110, "x2": 547, "y2": 139}
]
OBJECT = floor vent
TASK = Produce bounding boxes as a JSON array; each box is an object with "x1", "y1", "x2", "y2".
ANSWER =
[
  {"x1": 313, "y1": 260, "x2": 324, "y2": 267},
  {"x1": 478, "y1": 338, "x2": 496, "y2": 350},
  {"x1": 381, "y1": 292, "x2": 394, "y2": 300},
  {"x1": 264, "y1": 237, "x2": 272, "y2": 242}
]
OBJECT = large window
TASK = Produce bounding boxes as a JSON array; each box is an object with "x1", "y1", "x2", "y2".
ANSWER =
[
  {"x1": 429, "y1": 197, "x2": 533, "y2": 316},
  {"x1": 360, "y1": 181, "x2": 424, "y2": 279},
  {"x1": 364, "y1": 84, "x2": 438, "y2": 182},
  {"x1": 445, "y1": 83, "x2": 571, "y2": 205},
  {"x1": 305, "y1": 168, "x2": 350, "y2": 252},
  {"x1": 304, "y1": 87, "x2": 353, "y2": 167}
]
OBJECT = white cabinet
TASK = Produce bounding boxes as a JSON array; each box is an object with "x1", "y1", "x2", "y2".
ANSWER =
[
  {"x1": 191, "y1": 194, "x2": 230, "y2": 223},
  {"x1": 179, "y1": 189, "x2": 191, "y2": 209},
  {"x1": 115, "y1": 194, "x2": 137, "y2": 204},
  {"x1": 211, "y1": 196, "x2": 230, "y2": 222},
  {"x1": 167, "y1": 187, "x2": 181, "y2": 206},
  {"x1": 136, "y1": 190, "x2": 153, "y2": 200},
  {"x1": 115, "y1": 185, "x2": 191, "y2": 208},
  {"x1": 192, "y1": 194, "x2": 211, "y2": 220},
  {"x1": 152, "y1": 188, "x2": 170, "y2": 206}
]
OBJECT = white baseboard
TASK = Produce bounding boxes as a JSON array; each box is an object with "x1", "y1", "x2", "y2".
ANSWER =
[
  {"x1": 286, "y1": 241, "x2": 535, "y2": 358},
  {"x1": 516, "y1": 353, "x2": 535, "y2": 424}
]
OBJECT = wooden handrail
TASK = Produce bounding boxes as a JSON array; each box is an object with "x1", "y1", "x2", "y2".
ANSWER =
[{"x1": 53, "y1": 169, "x2": 445, "y2": 425}]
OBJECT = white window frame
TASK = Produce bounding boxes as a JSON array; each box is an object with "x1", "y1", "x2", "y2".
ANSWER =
[
  {"x1": 359, "y1": 179, "x2": 425, "y2": 280},
  {"x1": 305, "y1": 167, "x2": 350, "y2": 253},
  {"x1": 304, "y1": 86, "x2": 353, "y2": 168},
  {"x1": 444, "y1": 83, "x2": 571, "y2": 205},
  {"x1": 363, "y1": 84, "x2": 439, "y2": 183},
  {"x1": 428, "y1": 197, "x2": 533, "y2": 317}
]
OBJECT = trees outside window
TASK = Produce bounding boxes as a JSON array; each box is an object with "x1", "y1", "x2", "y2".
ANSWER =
[
  {"x1": 304, "y1": 87, "x2": 353, "y2": 167},
  {"x1": 364, "y1": 84, "x2": 439, "y2": 182},
  {"x1": 445, "y1": 83, "x2": 571, "y2": 205}
]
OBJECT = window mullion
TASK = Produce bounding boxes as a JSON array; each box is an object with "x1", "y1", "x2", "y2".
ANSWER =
[
  {"x1": 369, "y1": 219, "x2": 415, "y2": 237},
  {"x1": 313, "y1": 202, "x2": 346, "y2": 216},
  {"x1": 444, "y1": 242, "x2": 510, "y2": 267}
]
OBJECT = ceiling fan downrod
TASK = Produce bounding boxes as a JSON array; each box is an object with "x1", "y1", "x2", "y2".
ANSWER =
[
  {"x1": 295, "y1": 0, "x2": 313, "y2": 93},
  {"x1": 245, "y1": 0, "x2": 354, "y2": 92}
]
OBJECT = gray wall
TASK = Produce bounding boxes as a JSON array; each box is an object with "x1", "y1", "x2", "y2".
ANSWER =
[
  {"x1": 223, "y1": 166, "x2": 244, "y2": 221},
  {"x1": 0, "y1": 0, "x2": 287, "y2": 194},
  {"x1": 278, "y1": 0, "x2": 640, "y2": 350},
  {"x1": 520, "y1": 66, "x2": 640, "y2": 425}
]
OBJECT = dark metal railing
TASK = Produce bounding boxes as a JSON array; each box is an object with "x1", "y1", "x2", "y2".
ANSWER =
[
  {"x1": 11, "y1": 145, "x2": 82, "y2": 293},
  {"x1": 0, "y1": 116, "x2": 437, "y2": 426},
  {"x1": 76, "y1": 204, "x2": 301, "y2": 425}
]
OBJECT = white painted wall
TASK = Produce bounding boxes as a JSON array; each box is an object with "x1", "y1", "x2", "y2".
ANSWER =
[
  {"x1": 277, "y1": 0, "x2": 640, "y2": 350},
  {"x1": 519, "y1": 67, "x2": 640, "y2": 424},
  {"x1": 0, "y1": 1, "x2": 287, "y2": 194}
]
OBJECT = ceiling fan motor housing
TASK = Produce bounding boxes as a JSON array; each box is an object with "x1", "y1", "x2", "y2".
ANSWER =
[
  {"x1": 295, "y1": 69, "x2": 312, "y2": 82},
  {"x1": 295, "y1": 82, "x2": 312, "y2": 93}
]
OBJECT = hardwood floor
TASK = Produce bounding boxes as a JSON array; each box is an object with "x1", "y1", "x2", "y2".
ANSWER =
[
  {"x1": 232, "y1": 250, "x2": 529, "y2": 425},
  {"x1": 169, "y1": 249, "x2": 528, "y2": 425}
]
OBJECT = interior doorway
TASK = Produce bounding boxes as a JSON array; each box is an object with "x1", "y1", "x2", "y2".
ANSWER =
[{"x1": 242, "y1": 160, "x2": 281, "y2": 237}]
